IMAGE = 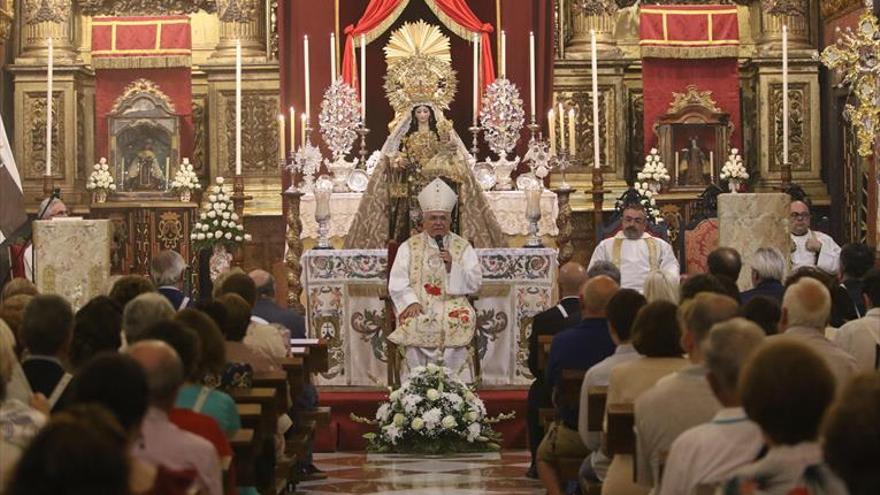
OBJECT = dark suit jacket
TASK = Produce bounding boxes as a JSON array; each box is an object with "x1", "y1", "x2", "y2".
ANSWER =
[
  {"x1": 158, "y1": 286, "x2": 192, "y2": 310},
  {"x1": 252, "y1": 298, "x2": 306, "y2": 339},
  {"x1": 21, "y1": 356, "x2": 72, "y2": 412},
  {"x1": 527, "y1": 296, "x2": 582, "y2": 380},
  {"x1": 741, "y1": 279, "x2": 785, "y2": 305}
]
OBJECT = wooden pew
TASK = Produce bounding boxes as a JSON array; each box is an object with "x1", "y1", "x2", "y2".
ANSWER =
[
  {"x1": 606, "y1": 403, "x2": 635, "y2": 456},
  {"x1": 230, "y1": 387, "x2": 277, "y2": 439},
  {"x1": 278, "y1": 356, "x2": 305, "y2": 400},
  {"x1": 230, "y1": 428, "x2": 257, "y2": 487},
  {"x1": 289, "y1": 338, "x2": 330, "y2": 373},
  {"x1": 237, "y1": 403, "x2": 262, "y2": 431},
  {"x1": 253, "y1": 369, "x2": 290, "y2": 413},
  {"x1": 586, "y1": 386, "x2": 607, "y2": 432},
  {"x1": 537, "y1": 335, "x2": 553, "y2": 372},
  {"x1": 557, "y1": 369, "x2": 587, "y2": 410}
]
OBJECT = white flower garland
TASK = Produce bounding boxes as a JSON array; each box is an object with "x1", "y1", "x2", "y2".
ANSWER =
[
  {"x1": 171, "y1": 158, "x2": 201, "y2": 192},
  {"x1": 720, "y1": 148, "x2": 749, "y2": 181},
  {"x1": 190, "y1": 177, "x2": 251, "y2": 249},
  {"x1": 86, "y1": 157, "x2": 117, "y2": 192}
]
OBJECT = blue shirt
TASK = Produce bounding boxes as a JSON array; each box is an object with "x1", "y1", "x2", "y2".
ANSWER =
[
  {"x1": 545, "y1": 317, "x2": 615, "y2": 428},
  {"x1": 175, "y1": 384, "x2": 241, "y2": 438}
]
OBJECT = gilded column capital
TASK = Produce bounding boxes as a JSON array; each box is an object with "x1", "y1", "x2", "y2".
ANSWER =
[
  {"x1": 18, "y1": 0, "x2": 79, "y2": 63},
  {"x1": 0, "y1": 0, "x2": 14, "y2": 41},
  {"x1": 759, "y1": 0, "x2": 812, "y2": 50},
  {"x1": 567, "y1": 0, "x2": 621, "y2": 57},
  {"x1": 211, "y1": 0, "x2": 265, "y2": 59}
]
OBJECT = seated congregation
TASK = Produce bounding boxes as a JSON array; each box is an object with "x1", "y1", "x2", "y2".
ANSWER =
[{"x1": 0, "y1": 251, "x2": 328, "y2": 495}]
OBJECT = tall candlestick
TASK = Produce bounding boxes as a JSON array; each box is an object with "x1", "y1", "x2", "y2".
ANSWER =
[
  {"x1": 558, "y1": 0, "x2": 564, "y2": 59},
  {"x1": 45, "y1": 38, "x2": 53, "y2": 176},
  {"x1": 529, "y1": 31, "x2": 536, "y2": 122},
  {"x1": 235, "y1": 40, "x2": 242, "y2": 175},
  {"x1": 289, "y1": 106, "x2": 295, "y2": 151},
  {"x1": 301, "y1": 113, "x2": 307, "y2": 144},
  {"x1": 165, "y1": 157, "x2": 170, "y2": 190},
  {"x1": 568, "y1": 108, "x2": 576, "y2": 155},
  {"x1": 360, "y1": 34, "x2": 366, "y2": 122},
  {"x1": 782, "y1": 24, "x2": 789, "y2": 165},
  {"x1": 473, "y1": 33, "x2": 479, "y2": 126},
  {"x1": 558, "y1": 103, "x2": 566, "y2": 153},
  {"x1": 548, "y1": 109, "x2": 556, "y2": 155},
  {"x1": 590, "y1": 30, "x2": 600, "y2": 169},
  {"x1": 329, "y1": 32, "x2": 337, "y2": 82},
  {"x1": 501, "y1": 30, "x2": 507, "y2": 78},
  {"x1": 278, "y1": 114, "x2": 286, "y2": 161},
  {"x1": 304, "y1": 35, "x2": 311, "y2": 125}
]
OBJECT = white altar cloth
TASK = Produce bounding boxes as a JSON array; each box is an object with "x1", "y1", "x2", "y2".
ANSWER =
[
  {"x1": 299, "y1": 190, "x2": 559, "y2": 239},
  {"x1": 301, "y1": 248, "x2": 558, "y2": 386}
]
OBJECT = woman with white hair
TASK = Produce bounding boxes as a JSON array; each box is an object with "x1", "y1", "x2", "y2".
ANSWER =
[
  {"x1": 741, "y1": 247, "x2": 786, "y2": 304},
  {"x1": 643, "y1": 270, "x2": 679, "y2": 304}
]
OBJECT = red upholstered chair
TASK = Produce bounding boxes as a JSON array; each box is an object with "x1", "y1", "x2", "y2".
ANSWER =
[{"x1": 683, "y1": 218, "x2": 719, "y2": 275}]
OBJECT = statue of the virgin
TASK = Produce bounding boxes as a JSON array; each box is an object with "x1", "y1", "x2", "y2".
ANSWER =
[{"x1": 344, "y1": 21, "x2": 504, "y2": 249}]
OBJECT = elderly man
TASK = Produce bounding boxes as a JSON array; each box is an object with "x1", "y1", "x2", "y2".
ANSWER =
[
  {"x1": 122, "y1": 293, "x2": 175, "y2": 345},
  {"x1": 249, "y1": 269, "x2": 305, "y2": 339},
  {"x1": 776, "y1": 277, "x2": 857, "y2": 384},
  {"x1": 127, "y1": 340, "x2": 222, "y2": 495},
  {"x1": 150, "y1": 250, "x2": 190, "y2": 310},
  {"x1": 388, "y1": 178, "x2": 482, "y2": 377},
  {"x1": 588, "y1": 202, "x2": 679, "y2": 292},
  {"x1": 790, "y1": 200, "x2": 840, "y2": 274},
  {"x1": 20, "y1": 195, "x2": 68, "y2": 281},
  {"x1": 741, "y1": 247, "x2": 786, "y2": 305}
]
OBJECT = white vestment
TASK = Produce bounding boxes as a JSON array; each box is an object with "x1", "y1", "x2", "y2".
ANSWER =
[
  {"x1": 790, "y1": 229, "x2": 840, "y2": 274},
  {"x1": 588, "y1": 232, "x2": 680, "y2": 292}
]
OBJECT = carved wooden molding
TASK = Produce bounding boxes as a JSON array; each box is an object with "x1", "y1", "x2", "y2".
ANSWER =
[
  {"x1": 77, "y1": 0, "x2": 216, "y2": 16},
  {"x1": 110, "y1": 79, "x2": 176, "y2": 115},
  {"x1": 668, "y1": 85, "x2": 722, "y2": 115},
  {"x1": 25, "y1": 0, "x2": 68, "y2": 24}
]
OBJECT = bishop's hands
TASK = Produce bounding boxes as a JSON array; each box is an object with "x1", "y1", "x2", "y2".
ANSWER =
[
  {"x1": 805, "y1": 236, "x2": 822, "y2": 254},
  {"x1": 399, "y1": 303, "x2": 424, "y2": 325},
  {"x1": 439, "y1": 249, "x2": 452, "y2": 273}
]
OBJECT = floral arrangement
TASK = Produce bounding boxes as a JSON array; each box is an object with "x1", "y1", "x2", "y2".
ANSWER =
[
  {"x1": 171, "y1": 158, "x2": 201, "y2": 193},
  {"x1": 630, "y1": 183, "x2": 664, "y2": 223},
  {"x1": 190, "y1": 177, "x2": 251, "y2": 250},
  {"x1": 353, "y1": 363, "x2": 514, "y2": 454},
  {"x1": 86, "y1": 158, "x2": 117, "y2": 193},
  {"x1": 637, "y1": 148, "x2": 670, "y2": 191},
  {"x1": 720, "y1": 148, "x2": 749, "y2": 185}
]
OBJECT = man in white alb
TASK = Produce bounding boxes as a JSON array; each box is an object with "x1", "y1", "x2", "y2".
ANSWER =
[
  {"x1": 588, "y1": 202, "x2": 679, "y2": 293},
  {"x1": 388, "y1": 178, "x2": 482, "y2": 377},
  {"x1": 789, "y1": 200, "x2": 840, "y2": 274}
]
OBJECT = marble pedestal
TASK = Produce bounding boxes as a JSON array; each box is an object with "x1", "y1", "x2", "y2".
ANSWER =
[
  {"x1": 33, "y1": 219, "x2": 111, "y2": 310},
  {"x1": 718, "y1": 193, "x2": 790, "y2": 290}
]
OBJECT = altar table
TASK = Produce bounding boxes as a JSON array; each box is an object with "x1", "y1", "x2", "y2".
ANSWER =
[{"x1": 301, "y1": 248, "x2": 558, "y2": 386}]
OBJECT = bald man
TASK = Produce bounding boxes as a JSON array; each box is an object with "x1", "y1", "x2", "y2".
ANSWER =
[
  {"x1": 249, "y1": 268, "x2": 305, "y2": 338},
  {"x1": 537, "y1": 275, "x2": 620, "y2": 493},
  {"x1": 128, "y1": 341, "x2": 223, "y2": 495},
  {"x1": 525, "y1": 262, "x2": 589, "y2": 476},
  {"x1": 790, "y1": 200, "x2": 840, "y2": 274}
]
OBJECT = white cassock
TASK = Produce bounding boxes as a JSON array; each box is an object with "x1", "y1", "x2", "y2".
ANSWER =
[
  {"x1": 588, "y1": 232, "x2": 680, "y2": 292},
  {"x1": 388, "y1": 231, "x2": 482, "y2": 379},
  {"x1": 790, "y1": 230, "x2": 840, "y2": 274},
  {"x1": 22, "y1": 244, "x2": 33, "y2": 281}
]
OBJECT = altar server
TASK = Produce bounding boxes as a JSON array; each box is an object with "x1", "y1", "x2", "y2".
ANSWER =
[
  {"x1": 388, "y1": 178, "x2": 482, "y2": 378},
  {"x1": 790, "y1": 200, "x2": 840, "y2": 274},
  {"x1": 588, "y1": 202, "x2": 679, "y2": 293}
]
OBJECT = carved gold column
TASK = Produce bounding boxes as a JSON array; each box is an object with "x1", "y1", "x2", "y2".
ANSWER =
[
  {"x1": 18, "y1": 0, "x2": 78, "y2": 63},
  {"x1": 568, "y1": 4, "x2": 619, "y2": 57},
  {"x1": 213, "y1": 0, "x2": 265, "y2": 59},
  {"x1": 283, "y1": 190, "x2": 306, "y2": 314},
  {"x1": 760, "y1": 12, "x2": 811, "y2": 51},
  {"x1": 553, "y1": 188, "x2": 575, "y2": 266}
]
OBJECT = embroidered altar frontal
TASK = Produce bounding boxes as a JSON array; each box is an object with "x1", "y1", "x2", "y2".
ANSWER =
[{"x1": 302, "y1": 248, "x2": 558, "y2": 387}]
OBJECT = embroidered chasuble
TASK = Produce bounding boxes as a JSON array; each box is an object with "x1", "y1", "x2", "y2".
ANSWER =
[{"x1": 388, "y1": 232, "x2": 481, "y2": 348}]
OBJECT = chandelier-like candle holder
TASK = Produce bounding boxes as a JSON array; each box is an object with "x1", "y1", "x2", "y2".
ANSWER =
[
  {"x1": 523, "y1": 138, "x2": 552, "y2": 184},
  {"x1": 480, "y1": 77, "x2": 526, "y2": 191},
  {"x1": 553, "y1": 150, "x2": 573, "y2": 190},
  {"x1": 287, "y1": 131, "x2": 321, "y2": 194},
  {"x1": 314, "y1": 176, "x2": 334, "y2": 249},
  {"x1": 320, "y1": 80, "x2": 361, "y2": 192}
]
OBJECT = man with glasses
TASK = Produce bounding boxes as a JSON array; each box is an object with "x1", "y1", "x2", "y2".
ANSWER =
[
  {"x1": 388, "y1": 178, "x2": 482, "y2": 379},
  {"x1": 588, "y1": 202, "x2": 679, "y2": 293},
  {"x1": 790, "y1": 200, "x2": 839, "y2": 274}
]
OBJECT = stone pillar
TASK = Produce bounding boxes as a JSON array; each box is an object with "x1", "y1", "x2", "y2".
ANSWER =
[
  {"x1": 569, "y1": 12, "x2": 620, "y2": 56},
  {"x1": 212, "y1": 0, "x2": 266, "y2": 59},
  {"x1": 718, "y1": 193, "x2": 790, "y2": 290},
  {"x1": 759, "y1": 11, "x2": 811, "y2": 52},
  {"x1": 17, "y1": 0, "x2": 78, "y2": 63}
]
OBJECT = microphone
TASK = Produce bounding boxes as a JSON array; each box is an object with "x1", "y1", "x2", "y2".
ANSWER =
[
  {"x1": 51, "y1": 187, "x2": 61, "y2": 199},
  {"x1": 434, "y1": 234, "x2": 444, "y2": 250}
]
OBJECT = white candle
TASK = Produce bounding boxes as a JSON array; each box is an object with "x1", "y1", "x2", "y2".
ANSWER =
[
  {"x1": 568, "y1": 108, "x2": 576, "y2": 155},
  {"x1": 235, "y1": 39, "x2": 242, "y2": 175},
  {"x1": 329, "y1": 32, "x2": 336, "y2": 83},
  {"x1": 525, "y1": 187, "x2": 542, "y2": 219},
  {"x1": 304, "y1": 35, "x2": 311, "y2": 125},
  {"x1": 590, "y1": 30, "x2": 600, "y2": 169},
  {"x1": 709, "y1": 151, "x2": 714, "y2": 174},
  {"x1": 529, "y1": 31, "x2": 536, "y2": 122},
  {"x1": 315, "y1": 189, "x2": 331, "y2": 221},
  {"x1": 473, "y1": 33, "x2": 479, "y2": 125},
  {"x1": 45, "y1": 37, "x2": 53, "y2": 176},
  {"x1": 301, "y1": 113, "x2": 307, "y2": 144},
  {"x1": 558, "y1": 103, "x2": 566, "y2": 153},
  {"x1": 501, "y1": 30, "x2": 507, "y2": 78},
  {"x1": 360, "y1": 34, "x2": 366, "y2": 122},
  {"x1": 289, "y1": 106, "x2": 295, "y2": 151},
  {"x1": 278, "y1": 114, "x2": 286, "y2": 161},
  {"x1": 782, "y1": 24, "x2": 789, "y2": 165},
  {"x1": 559, "y1": 0, "x2": 564, "y2": 59},
  {"x1": 165, "y1": 157, "x2": 170, "y2": 190},
  {"x1": 548, "y1": 109, "x2": 556, "y2": 155}
]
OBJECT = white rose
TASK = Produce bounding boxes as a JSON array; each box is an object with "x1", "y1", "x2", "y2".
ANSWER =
[
  {"x1": 206, "y1": 232, "x2": 214, "y2": 239},
  {"x1": 109, "y1": 184, "x2": 117, "y2": 190},
  {"x1": 393, "y1": 413, "x2": 405, "y2": 426},
  {"x1": 215, "y1": 230, "x2": 223, "y2": 238},
  {"x1": 200, "y1": 213, "x2": 207, "y2": 220},
  {"x1": 197, "y1": 233, "x2": 206, "y2": 240},
  {"x1": 224, "y1": 232, "x2": 232, "y2": 240},
  {"x1": 209, "y1": 194, "x2": 217, "y2": 202},
  {"x1": 426, "y1": 389, "x2": 440, "y2": 401},
  {"x1": 207, "y1": 210, "x2": 216, "y2": 218},
  {"x1": 221, "y1": 220, "x2": 228, "y2": 228},
  {"x1": 731, "y1": 148, "x2": 739, "y2": 155},
  {"x1": 231, "y1": 213, "x2": 239, "y2": 221},
  {"x1": 389, "y1": 390, "x2": 401, "y2": 402},
  {"x1": 222, "y1": 212, "x2": 231, "y2": 219},
  {"x1": 235, "y1": 235, "x2": 243, "y2": 241},
  {"x1": 441, "y1": 415, "x2": 457, "y2": 429},
  {"x1": 410, "y1": 418, "x2": 424, "y2": 430},
  {"x1": 244, "y1": 234, "x2": 252, "y2": 241},
  {"x1": 466, "y1": 411, "x2": 479, "y2": 422},
  {"x1": 216, "y1": 177, "x2": 225, "y2": 184}
]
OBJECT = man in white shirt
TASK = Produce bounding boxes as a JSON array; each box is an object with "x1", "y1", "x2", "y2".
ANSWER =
[
  {"x1": 633, "y1": 292, "x2": 739, "y2": 488},
  {"x1": 388, "y1": 178, "x2": 482, "y2": 377},
  {"x1": 588, "y1": 203, "x2": 679, "y2": 292},
  {"x1": 774, "y1": 277, "x2": 858, "y2": 385},
  {"x1": 657, "y1": 319, "x2": 766, "y2": 495},
  {"x1": 790, "y1": 200, "x2": 840, "y2": 274},
  {"x1": 577, "y1": 289, "x2": 646, "y2": 483},
  {"x1": 833, "y1": 268, "x2": 880, "y2": 370}
]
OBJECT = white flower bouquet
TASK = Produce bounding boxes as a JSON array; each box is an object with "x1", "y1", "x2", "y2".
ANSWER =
[
  {"x1": 720, "y1": 148, "x2": 749, "y2": 183},
  {"x1": 632, "y1": 181, "x2": 664, "y2": 223},
  {"x1": 171, "y1": 158, "x2": 201, "y2": 193},
  {"x1": 86, "y1": 157, "x2": 117, "y2": 192},
  {"x1": 353, "y1": 363, "x2": 514, "y2": 454},
  {"x1": 636, "y1": 148, "x2": 670, "y2": 192},
  {"x1": 190, "y1": 177, "x2": 252, "y2": 250}
]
